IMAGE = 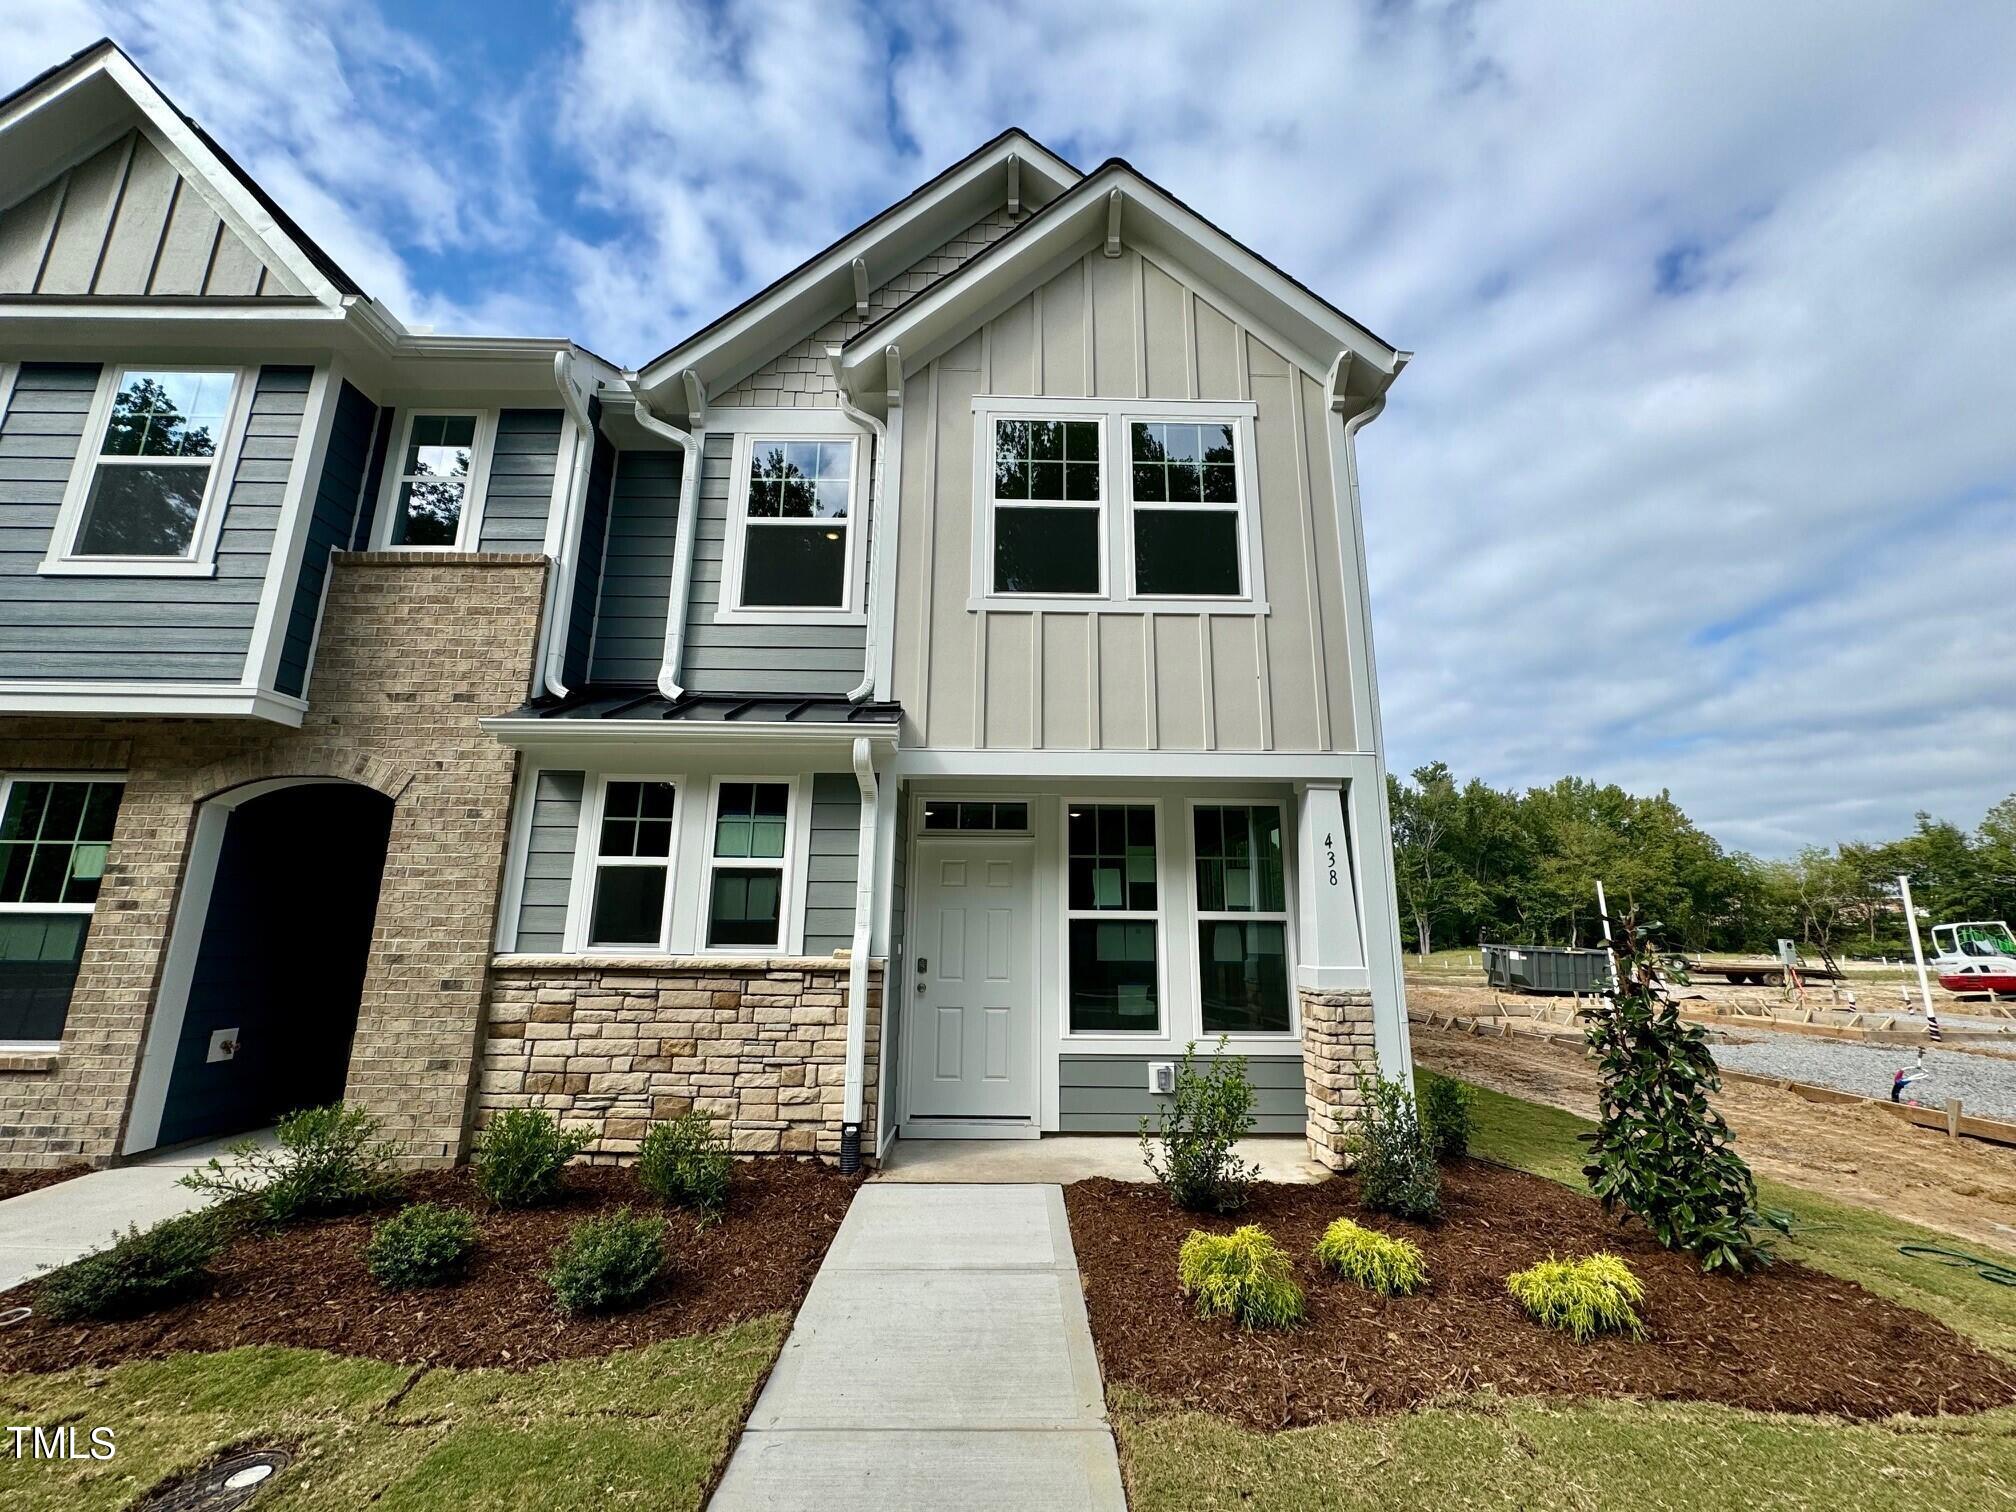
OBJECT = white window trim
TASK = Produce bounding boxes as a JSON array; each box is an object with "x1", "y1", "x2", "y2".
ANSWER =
[
  {"x1": 1186, "y1": 798, "x2": 1301, "y2": 1044},
  {"x1": 1061, "y1": 795, "x2": 1168, "y2": 1040},
  {"x1": 967, "y1": 396, "x2": 1267, "y2": 614},
  {"x1": 565, "y1": 774, "x2": 685, "y2": 955},
  {"x1": 1122, "y1": 411, "x2": 1266, "y2": 607},
  {"x1": 370, "y1": 407, "x2": 498, "y2": 552},
  {"x1": 697, "y1": 775, "x2": 808, "y2": 955},
  {"x1": 41, "y1": 364, "x2": 257, "y2": 578},
  {"x1": 714, "y1": 409, "x2": 870, "y2": 626},
  {"x1": 0, "y1": 771, "x2": 127, "y2": 1051}
]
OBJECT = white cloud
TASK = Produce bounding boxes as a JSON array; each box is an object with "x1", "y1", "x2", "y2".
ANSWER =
[{"x1": 3, "y1": 0, "x2": 2011, "y2": 853}]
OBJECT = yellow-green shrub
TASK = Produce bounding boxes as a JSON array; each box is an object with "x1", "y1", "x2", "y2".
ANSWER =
[
  {"x1": 1177, "y1": 1225, "x2": 1305, "y2": 1328},
  {"x1": 1506, "y1": 1253, "x2": 1645, "y2": 1342},
  {"x1": 1312, "y1": 1217, "x2": 1428, "y2": 1295}
]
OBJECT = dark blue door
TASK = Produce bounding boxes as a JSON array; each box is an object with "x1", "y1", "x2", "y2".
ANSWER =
[{"x1": 154, "y1": 782, "x2": 393, "y2": 1149}]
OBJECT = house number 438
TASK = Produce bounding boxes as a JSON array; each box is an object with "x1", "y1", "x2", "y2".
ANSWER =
[{"x1": 1323, "y1": 833, "x2": 1339, "y2": 888}]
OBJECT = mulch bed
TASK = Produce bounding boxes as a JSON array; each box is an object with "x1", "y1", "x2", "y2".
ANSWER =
[
  {"x1": 0, "y1": 1163, "x2": 92, "y2": 1202},
  {"x1": 0, "y1": 1160, "x2": 859, "y2": 1373},
  {"x1": 1065, "y1": 1162, "x2": 2016, "y2": 1429}
]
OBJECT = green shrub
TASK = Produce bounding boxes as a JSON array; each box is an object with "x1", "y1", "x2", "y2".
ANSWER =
[
  {"x1": 1177, "y1": 1225, "x2": 1305, "y2": 1328},
  {"x1": 637, "y1": 1111, "x2": 732, "y2": 1216},
  {"x1": 367, "y1": 1202, "x2": 478, "y2": 1290},
  {"x1": 1417, "y1": 1071, "x2": 1475, "y2": 1163},
  {"x1": 471, "y1": 1109, "x2": 593, "y2": 1209},
  {"x1": 546, "y1": 1208, "x2": 666, "y2": 1315},
  {"x1": 1139, "y1": 1038, "x2": 1259, "y2": 1214},
  {"x1": 1347, "y1": 1074, "x2": 1441, "y2": 1221},
  {"x1": 38, "y1": 1211, "x2": 226, "y2": 1321},
  {"x1": 1507, "y1": 1253, "x2": 1645, "y2": 1342},
  {"x1": 1581, "y1": 917, "x2": 1788, "y2": 1274},
  {"x1": 179, "y1": 1103, "x2": 400, "y2": 1225},
  {"x1": 1312, "y1": 1217, "x2": 1428, "y2": 1296}
]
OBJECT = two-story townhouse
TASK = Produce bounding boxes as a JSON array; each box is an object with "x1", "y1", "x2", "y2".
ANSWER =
[{"x1": 0, "y1": 38, "x2": 1410, "y2": 1176}]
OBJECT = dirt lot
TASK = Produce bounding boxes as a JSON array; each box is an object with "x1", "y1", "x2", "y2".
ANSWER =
[{"x1": 1407, "y1": 984, "x2": 2016, "y2": 1254}]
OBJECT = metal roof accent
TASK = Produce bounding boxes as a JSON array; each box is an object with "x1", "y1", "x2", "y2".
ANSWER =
[{"x1": 505, "y1": 687, "x2": 904, "y2": 726}]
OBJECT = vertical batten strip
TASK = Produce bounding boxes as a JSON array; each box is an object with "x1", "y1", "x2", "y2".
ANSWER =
[
  {"x1": 914, "y1": 362, "x2": 940, "y2": 747},
  {"x1": 1285, "y1": 348, "x2": 1332, "y2": 750},
  {"x1": 85, "y1": 131, "x2": 138, "y2": 294},
  {"x1": 1199, "y1": 615, "x2": 1216, "y2": 750},
  {"x1": 29, "y1": 169, "x2": 71, "y2": 292}
]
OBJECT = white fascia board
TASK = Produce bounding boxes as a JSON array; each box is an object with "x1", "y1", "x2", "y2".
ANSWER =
[
  {"x1": 0, "y1": 683, "x2": 308, "y2": 726},
  {"x1": 893, "y1": 749, "x2": 1378, "y2": 781},
  {"x1": 839, "y1": 166, "x2": 1401, "y2": 400},
  {"x1": 636, "y1": 133, "x2": 1079, "y2": 407}
]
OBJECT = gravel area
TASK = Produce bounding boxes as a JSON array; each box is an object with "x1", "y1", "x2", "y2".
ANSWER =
[{"x1": 1712, "y1": 1033, "x2": 2016, "y2": 1120}]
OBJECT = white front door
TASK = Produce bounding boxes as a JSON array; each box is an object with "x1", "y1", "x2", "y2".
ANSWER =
[{"x1": 906, "y1": 840, "x2": 1036, "y2": 1123}]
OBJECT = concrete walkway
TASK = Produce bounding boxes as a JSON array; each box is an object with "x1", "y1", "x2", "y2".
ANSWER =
[
  {"x1": 710, "y1": 1183, "x2": 1125, "y2": 1511},
  {"x1": 876, "y1": 1133, "x2": 1328, "y2": 1185},
  {"x1": 0, "y1": 1131, "x2": 270, "y2": 1292}
]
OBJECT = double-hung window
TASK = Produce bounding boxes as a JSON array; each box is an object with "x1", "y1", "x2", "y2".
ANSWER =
[
  {"x1": 729, "y1": 437, "x2": 858, "y2": 613},
  {"x1": 989, "y1": 417, "x2": 1104, "y2": 595},
  {"x1": 1193, "y1": 804, "x2": 1292, "y2": 1034},
  {"x1": 378, "y1": 411, "x2": 493, "y2": 549},
  {"x1": 48, "y1": 367, "x2": 247, "y2": 572},
  {"x1": 1066, "y1": 802, "x2": 1160, "y2": 1033},
  {"x1": 1129, "y1": 421, "x2": 1245, "y2": 597},
  {"x1": 705, "y1": 781, "x2": 794, "y2": 949},
  {"x1": 0, "y1": 777, "x2": 123, "y2": 1043},
  {"x1": 585, "y1": 780, "x2": 678, "y2": 949}
]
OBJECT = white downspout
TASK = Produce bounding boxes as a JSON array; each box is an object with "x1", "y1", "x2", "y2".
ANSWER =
[
  {"x1": 832, "y1": 353, "x2": 886, "y2": 703},
  {"x1": 629, "y1": 377, "x2": 705, "y2": 701},
  {"x1": 839, "y1": 734, "x2": 879, "y2": 1170},
  {"x1": 540, "y1": 351, "x2": 595, "y2": 699}
]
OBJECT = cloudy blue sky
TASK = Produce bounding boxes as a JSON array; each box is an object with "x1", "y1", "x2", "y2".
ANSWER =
[{"x1": 9, "y1": 1, "x2": 2013, "y2": 856}]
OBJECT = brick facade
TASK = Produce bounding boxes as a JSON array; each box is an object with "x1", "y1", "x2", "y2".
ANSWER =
[
  {"x1": 0, "y1": 553, "x2": 546, "y2": 1168},
  {"x1": 1299, "y1": 986, "x2": 1378, "y2": 1171},
  {"x1": 477, "y1": 958, "x2": 881, "y2": 1160}
]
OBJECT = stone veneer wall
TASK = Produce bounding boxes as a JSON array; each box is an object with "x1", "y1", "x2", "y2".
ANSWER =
[
  {"x1": 0, "y1": 553, "x2": 546, "y2": 1168},
  {"x1": 477, "y1": 958, "x2": 881, "y2": 1161},
  {"x1": 1300, "y1": 987, "x2": 1378, "y2": 1171}
]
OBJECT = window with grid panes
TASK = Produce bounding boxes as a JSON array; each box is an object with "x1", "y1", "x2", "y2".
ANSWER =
[
  {"x1": 991, "y1": 417, "x2": 1103, "y2": 595},
  {"x1": 0, "y1": 778, "x2": 124, "y2": 1041},
  {"x1": 1193, "y1": 804, "x2": 1291, "y2": 1033},
  {"x1": 706, "y1": 782, "x2": 791, "y2": 948},
  {"x1": 1065, "y1": 803, "x2": 1159, "y2": 1033}
]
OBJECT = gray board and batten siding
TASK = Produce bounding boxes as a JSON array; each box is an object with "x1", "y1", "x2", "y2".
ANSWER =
[
  {"x1": 0, "y1": 362, "x2": 307, "y2": 682},
  {"x1": 508, "y1": 769, "x2": 861, "y2": 956},
  {"x1": 0, "y1": 129, "x2": 306, "y2": 298},
  {"x1": 1059, "y1": 1053, "x2": 1306, "y2": 1134}
]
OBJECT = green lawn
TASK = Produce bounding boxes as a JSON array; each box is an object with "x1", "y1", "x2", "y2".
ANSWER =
[
  {"x1": 1112, "y1": 1078, "x2": 2016, "y2": 1511},
  {"x1": 0, "y1": 1315, "x2": 784, "y2": 1511}
]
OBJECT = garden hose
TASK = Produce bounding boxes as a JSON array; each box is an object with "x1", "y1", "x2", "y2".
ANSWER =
[{"x1": 1896, "y1": 1244, "x2": 2016, "y2": 1287}]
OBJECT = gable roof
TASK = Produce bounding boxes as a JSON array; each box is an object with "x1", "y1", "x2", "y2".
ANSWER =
[
  {"x1": 633, "y1": 129, "x2": 1080, "y2": 412},
  {"x1": 0, "y1": 38, "x2": 362, "y2": 302},
  {"x1": 838, "y1": 158, "x2": 1406, "y2": 401}
]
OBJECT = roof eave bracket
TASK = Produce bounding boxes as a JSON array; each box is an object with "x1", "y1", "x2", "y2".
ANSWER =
[
  {"x1": 1103, "y1": 189, "x2": 1123, "y2": 258},
  {"x1": 851, "y1": 257, "x2": 870, "y2": 319}
]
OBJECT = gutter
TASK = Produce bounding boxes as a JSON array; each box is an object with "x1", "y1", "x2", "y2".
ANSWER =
[
  {"x1": 538, "y1": 351, "x2": 596, "y2": 699},
  {"x1": 627, "y1": 375, "x2": 706, "y2": 701},
  {"x1": 831, "y1": 355, "x2": 888, "y2": 702},
  {"x1": 839, "y1": 735, "x2": 879, "y2": 1170}
]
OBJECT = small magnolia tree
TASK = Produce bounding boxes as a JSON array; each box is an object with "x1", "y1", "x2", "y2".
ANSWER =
[{"x1": 1580, "y1": 914, "x2": 1787, "y2": 1274}]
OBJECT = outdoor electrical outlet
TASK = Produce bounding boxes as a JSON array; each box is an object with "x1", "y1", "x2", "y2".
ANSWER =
[{"x1": 1149, "y1": 1061, "x2": 1175, "y2": 1094}]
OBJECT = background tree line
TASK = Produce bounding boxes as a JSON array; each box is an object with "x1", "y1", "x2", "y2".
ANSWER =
[{"x1": 1387, "y1": 762, "x2": 2016, "y2": 959}]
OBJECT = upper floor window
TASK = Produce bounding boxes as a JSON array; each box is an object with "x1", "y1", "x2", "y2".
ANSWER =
[
  {"x1": 968, "y1": 398, "x2": 1264, "y2": 613},
  {"x1": 0, "y1": 775, "x2": 124, "y2": 1045},
  {"x1": 714, "y1": 416, "x2": 867, "y2": 624},
  {"x1": 45, "y1": 367, "x2": 250, "y2": 576},
  {"x1": 990, "y1": 418, "x2": 1103, "y2": 596},
  {"x1": 375, "y1": 410, "x2": 496, "y2": 550}
]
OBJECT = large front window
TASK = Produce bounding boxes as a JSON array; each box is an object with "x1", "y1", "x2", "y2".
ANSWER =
[
  {"x1": 991, "y1": 418, "x2": 1103, "y2": 595},
  {"x1": 1193, "y1": 804, "x2": 1291, "y2": 1034},
  {"x1": 737, "y1": 439, "x2": 855, "y2": 609},
  {"x1": 0, "y1": 777, "x2": 123, "y2": 1043},
  {"x1": 1066, "y1": 802, "x2": 1159, "y2": 1033},
  {"x1": 68, "y1": 369, "x2": 238, "y2": 560},
  {"x1": 706, "y1": 781, "x2": 793, "y2": 948}
]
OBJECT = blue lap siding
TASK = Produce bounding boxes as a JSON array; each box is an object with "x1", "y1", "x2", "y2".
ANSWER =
[
  {"x1": 475, "y1": 409, "x2": 563, "y2": 552},
  {"x1": 0, "y1": 362, "x2": 307, "y2": 682},
  {"x1": 276, "y1": 379, "x2": 379, "y2": 697},
  {"x1": 587, "y1": 448, "x2": 681, "y2": 684}
]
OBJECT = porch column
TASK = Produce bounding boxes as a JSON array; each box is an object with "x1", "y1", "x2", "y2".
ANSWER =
[{"x1": 1296, "y1": 781, "x2": 1378, "y2": 1171}]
